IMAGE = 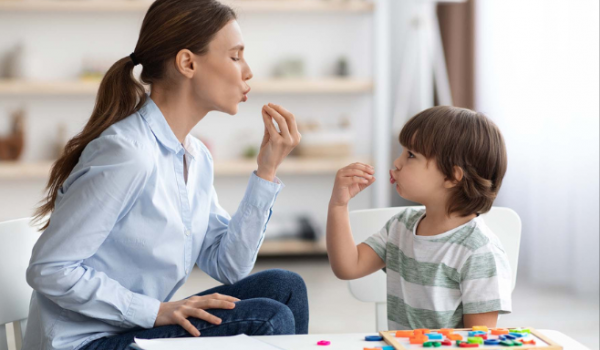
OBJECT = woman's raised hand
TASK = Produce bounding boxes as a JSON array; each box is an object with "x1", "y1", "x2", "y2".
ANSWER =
[
  {"x1": 257, "y1": 103, "x2": 302, "y2": 182},
  {"x1": 329, "y1": 162, "x2": 376, "y2": 207},
  {"x1": 154, "y1": 293, "x2": 240, "y2": 337}
]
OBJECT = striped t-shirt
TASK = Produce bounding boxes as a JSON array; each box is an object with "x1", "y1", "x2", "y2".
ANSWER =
[{"x1": 364, "y1": 208, "x2": 512, "y2": 330}]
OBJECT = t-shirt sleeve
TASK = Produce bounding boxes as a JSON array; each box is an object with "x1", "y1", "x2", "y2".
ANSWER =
[
  {"x1": 459, "y1": 242, "x2": 513, "y2": 315},
  {"x1": 363, "y1": 217, "x2": 395, "y2": 263}
]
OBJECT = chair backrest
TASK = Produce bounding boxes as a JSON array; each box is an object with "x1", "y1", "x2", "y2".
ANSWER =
[
  {"x1": 348, "y1": 206, "x2": 522, "y2": 303},
  {"x1": 0, "y1": 217, "x2": 40, "y2": 350}
]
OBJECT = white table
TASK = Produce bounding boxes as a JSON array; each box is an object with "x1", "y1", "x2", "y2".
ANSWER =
[{"x1": 255, "y1": 330, "x2": 590, "y2": 350}]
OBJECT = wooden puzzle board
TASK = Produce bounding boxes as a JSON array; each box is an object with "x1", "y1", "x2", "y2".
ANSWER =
[{"x1": 380, "y1": 328, "x2": 562, "y2": 350}]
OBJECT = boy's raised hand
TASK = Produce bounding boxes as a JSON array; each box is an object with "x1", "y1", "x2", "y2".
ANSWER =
[{"x1": 329, "y1": 162, "x2": 376, "y2": 207}]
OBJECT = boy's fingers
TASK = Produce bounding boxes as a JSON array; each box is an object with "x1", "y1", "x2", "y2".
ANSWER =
[{"x1": 341, "y1": 168, "x2": 373, "y2": 179}]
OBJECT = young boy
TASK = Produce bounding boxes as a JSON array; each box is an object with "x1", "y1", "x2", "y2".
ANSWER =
[{"x1": 327, "y1": 106, "x2": 511, "y2": 330}]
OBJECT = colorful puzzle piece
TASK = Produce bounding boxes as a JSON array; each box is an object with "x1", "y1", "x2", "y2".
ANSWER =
[
  {"x1": 447, "y1": 333, "x2": 463, "y2": 341},
  {"x1": 395, "y1": 330, "x2": 415, "y2": 338},
  {"x1": 491, "y1": 328, "x2": 509, "y2": 335},
  {"x1": 467, "y1": 337, "x2": 484, "y2": 344},
  {"x1": 426, "y1": 333, "x2": 443, "y2": 340}
]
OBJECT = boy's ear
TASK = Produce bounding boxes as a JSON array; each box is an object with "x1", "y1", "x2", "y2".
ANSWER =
[{"x1": 444, "y1": 166, "x2": 464, "y2": 189}]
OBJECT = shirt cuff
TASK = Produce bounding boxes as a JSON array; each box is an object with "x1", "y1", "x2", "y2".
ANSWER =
[
  {"x1": 124, "y1": 292, "x2": 161, "y2": 329},
  {"x1": 241, "y1": 171, "x2": 285, "y2": 211}
]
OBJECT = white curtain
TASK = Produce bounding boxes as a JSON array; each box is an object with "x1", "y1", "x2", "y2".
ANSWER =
[{"x1": 475, "y1": 1, "x2": 599, "y2": 294}]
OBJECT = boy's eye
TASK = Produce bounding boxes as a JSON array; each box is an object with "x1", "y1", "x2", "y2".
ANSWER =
[{"x1": 408, "y1": 151, "x2": 415, "y2": 158}]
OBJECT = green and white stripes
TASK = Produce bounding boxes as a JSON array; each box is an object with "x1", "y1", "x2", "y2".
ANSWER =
[{"x1": 363, "y1": 208, "x2": 512, "y2": 330}]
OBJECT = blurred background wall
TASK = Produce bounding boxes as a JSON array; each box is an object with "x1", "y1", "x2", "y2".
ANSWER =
[{"x1": 0, "y1": 0, "x2": 598, "y2": 347}]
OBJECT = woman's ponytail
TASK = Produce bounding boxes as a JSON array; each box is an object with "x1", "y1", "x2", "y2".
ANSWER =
[{"x1": 33, "y1": 57, "x2": 146, "y2": 229}]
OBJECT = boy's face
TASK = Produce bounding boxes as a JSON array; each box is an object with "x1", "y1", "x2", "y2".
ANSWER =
[{"x1": 390, "y1": 148, "x2": 448, "y2": 206}]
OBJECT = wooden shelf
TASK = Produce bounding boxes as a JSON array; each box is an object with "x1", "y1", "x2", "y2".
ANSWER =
[
  {"x1": 0, "y1": 1, "x2": 374, "y2": 13},
  {"x1": 0, "y1": 78, "x2": 373, "y2": 96},
  {"x1": 0, "y1": 157, "x2": 370, "y2": 180},
  {"x1": 258, "y1": 238, "x2": 326, "y2": 257}
]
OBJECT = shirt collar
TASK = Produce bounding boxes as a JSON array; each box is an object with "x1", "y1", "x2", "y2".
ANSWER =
[{"x1": 139, "y1": 95, "x2": 199, "y2": 159}]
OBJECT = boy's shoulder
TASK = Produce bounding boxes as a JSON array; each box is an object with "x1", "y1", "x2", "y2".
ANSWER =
[
  {"x1": 385, "y1": 207, "x2": 426, "y2": 233},
  {"x1": 429, "y1": 216, "x2": 503, "y2": 253}
]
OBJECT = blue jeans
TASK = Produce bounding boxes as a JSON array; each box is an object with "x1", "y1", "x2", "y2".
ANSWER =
[{"x1": 81, "y1": 269, "x2": 309, "y2": 350}]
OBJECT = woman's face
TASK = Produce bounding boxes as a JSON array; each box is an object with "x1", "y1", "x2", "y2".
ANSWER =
[{"x1": 193, "y1": 20, "x2": 253, "y2": 115}]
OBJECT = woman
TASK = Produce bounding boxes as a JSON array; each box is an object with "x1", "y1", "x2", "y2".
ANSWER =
[{"x1": 23, "y1": 1, "x2": 307, "y2": 349}]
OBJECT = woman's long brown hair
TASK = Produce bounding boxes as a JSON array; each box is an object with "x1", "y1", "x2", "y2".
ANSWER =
[{"x1": 33, "y1": 0, "x2": 236, "y2": 230}]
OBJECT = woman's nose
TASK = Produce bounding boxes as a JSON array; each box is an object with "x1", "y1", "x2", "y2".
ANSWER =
[{"x1": 243, "y1": 62, "x2": 253, "y2": 81}]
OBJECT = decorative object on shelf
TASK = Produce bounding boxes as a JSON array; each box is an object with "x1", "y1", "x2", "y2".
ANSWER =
[
  {"x1": 335, "y1": 56, "x2": 350, "y2": 77},
  {"x1": 273, "y1": 58, "x2": 305, "y2": 78},
  {"x1": 296, "y1": 116, "x2": 354, "y2": 158},
  {"x1": 0, "y1": 109, "x2": 25, "y2": 161},
  {"x1": 264, "y1": 213, "x2": 319, "y2": 241},
  {"x1": 242, "y1": 145, "x2": 258, "y2": 159},
  {"x1": 80, "y1": 56, "x2": 114, "y2": 81},
  {"x1": 1, "y1": 43, "x2": 43, "y2": 80}
]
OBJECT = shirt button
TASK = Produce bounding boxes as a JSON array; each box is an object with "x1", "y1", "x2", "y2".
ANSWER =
[
  {"x1": 184, "y1": 229, "x2": 190, "y2": 236},
  {"x1": 185, "y1": 267, "x2": 189, "y2": 274}
]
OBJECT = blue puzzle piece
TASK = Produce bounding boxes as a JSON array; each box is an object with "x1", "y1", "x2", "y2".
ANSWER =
[
  {"x1": 426, "y1": 333, "x2": 443, "y2": 340},
  {"x1": 365, "y1": 335, "x2": 383, "y2": 341}
]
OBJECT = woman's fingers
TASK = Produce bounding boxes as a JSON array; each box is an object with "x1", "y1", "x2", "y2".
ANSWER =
[
  {"x1": 262, "y1": 108, "x2": 282, "y2": 141},
  {"x1": 207, "y1": 293, "x2": 241, "y2": 303},
  {"x1": 186, "y1": 307, "x2": 223, "y2": 325},
  {"x1": 175, "y1": 314, "x2": 201, "y2": 337},
  {"x1": 264, "y1": 104, "x2": 291, "y2": 140},
  {"x1": 268, "y1": 103, "x2": 300, "y2": 139}
]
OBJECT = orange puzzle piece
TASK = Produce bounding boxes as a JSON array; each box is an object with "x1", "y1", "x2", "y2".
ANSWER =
[
  {"x1": 447, "y1": 333, "x2": 464, "y2": 341},
  {"x1": 395, "y1": 330, "x2": 415, "y2": 338},
  {"x1": 491, "y1": 328, "x2": 510, "y2": 335},
  {"x1": 439, "y1": 329, "x2": 455, "y2": 336},
  {"x1": 414, "y1": 329, "x2": 431, "y2": 335},
  {"x1": 409, "y1": 335, "x2": 429, "y2": 344}
]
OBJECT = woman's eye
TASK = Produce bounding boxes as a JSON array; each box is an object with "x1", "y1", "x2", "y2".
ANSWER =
[{"x1": 231, "y1": 57, "x2": 240, "y2": 62}]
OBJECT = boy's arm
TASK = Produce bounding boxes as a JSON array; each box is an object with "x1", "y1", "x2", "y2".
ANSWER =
[
  {"x1": 327, "y1": 163, "x2": 385, "y2": 280},
  {"x1": 463, "y1": 311, "x2": 499, "y2": 328}
]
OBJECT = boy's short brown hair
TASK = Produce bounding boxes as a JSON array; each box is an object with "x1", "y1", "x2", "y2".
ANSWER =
[{"x1": 399, "y1": 106, "x2": 507, "y2": 217}]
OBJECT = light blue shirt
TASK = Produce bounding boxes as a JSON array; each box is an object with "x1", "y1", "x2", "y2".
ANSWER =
[{"x1": 23, "y1": 97, "x2": 283, "y2": 350}]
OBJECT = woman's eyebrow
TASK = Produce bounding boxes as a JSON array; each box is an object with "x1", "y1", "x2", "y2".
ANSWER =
[{"x1": 229, "y1": 44, "x2": 245, "y2": 51}]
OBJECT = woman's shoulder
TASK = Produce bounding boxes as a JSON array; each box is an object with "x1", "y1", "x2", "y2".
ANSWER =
[
  {"x1": 99, "y1": 111, "x2": 155, "y2": 150},
  {"x1": 79, "y1": 114, "x2": 155, "y2": 171}
]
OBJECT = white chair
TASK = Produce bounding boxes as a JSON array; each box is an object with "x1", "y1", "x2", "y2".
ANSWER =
[
  {"x1": 348, "y1": 206, "x2": 522, "y2": 331},
  {"x1": 0, "y1": 218, "x2": 41, "y2": 350}
]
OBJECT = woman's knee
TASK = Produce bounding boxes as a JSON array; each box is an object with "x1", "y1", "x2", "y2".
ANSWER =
[
  {"x1": 255, "y1": 269, "x2": 307, "y2": 294},
  {"x1": 250, "y1": 298, "x2": 295, "y2": 335}
]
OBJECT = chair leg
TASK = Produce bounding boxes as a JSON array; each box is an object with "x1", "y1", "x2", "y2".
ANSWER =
[
  {"x1": 375, "y1": 302, "x2": 388, "y2": 332},
  {"x1": 0, "y1": 324, "x2": 9, "y2": 350},
  {"x1": 12, "y1": 322, "x2": 22, "y2": 350}
]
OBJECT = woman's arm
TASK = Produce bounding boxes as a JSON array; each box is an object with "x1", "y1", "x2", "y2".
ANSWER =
[
  {"x1": 197, "y1": 103, "x2": 300, "y2": 284},
  {"x1": 197, "y1": 178, "x2": 282, "y2": 284},
  {"x1": 26, "y1": 135, "x2": 160, "y2": 329},
  {"x1": 326, "y1": 163, "x2": 384, "y2": 280}
]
